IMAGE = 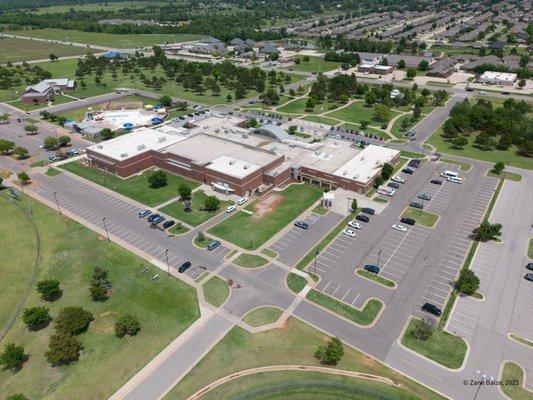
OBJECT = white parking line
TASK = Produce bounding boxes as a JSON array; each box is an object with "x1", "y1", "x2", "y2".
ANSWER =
[{"x1": 351, "y1": 293, "x2": 360, "y2": 306}]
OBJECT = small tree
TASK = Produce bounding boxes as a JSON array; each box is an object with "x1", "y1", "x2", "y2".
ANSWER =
[
  {"x1": 351, "y1": 198, "x2": 358, "y2": 212},
  {"x1": 177, "y1": 183, "x2": 192, "y2": 199},
  {"x1": 314, "y1": 337, "x2": 344, "y2": 365},
  {"x1": 456, "y1": 269, "x2": 480, "y2": 295},
  {"x1": 360, "y1": 120, "x2": 370, "y2": 130},
  {"x1": 17, "y1": 172, "x2": 30, "y2": 184},
  {"x1": 305, "y1": 96, "x2": 316, "y2": 110},
  {"x1": 43, "y1": 136, "x2": 59, "y2": 149},
  {"x1": 451, "y1": 136, "x2": 468, "y2": 150},
  {"x1": 493, "y1": 161, "x2": 505, "y2": 174},
  {"x1": 364, "y1": 91, "x2": 377, "y2": 105},
  {"x1": 397, "y1": 59, "x2": 406, "y2": 69},
  {"x1": 421, "y1": 88, "x2": 430, "y2": 96},
  {"x1": 13, "y1": 146, "x2": 29, "y2": 159},
  {"x1": 159, "y1": 95, "x2": 172, "y2": 107},
  {"x1": 204, "y1": 195, "x2": 220, "y2": 211},
  {"x1": 0, "y1": 343, "x2": 25, "y2": 371},
  {"x1": 49, "y1": 53, "x2": 58, "y2": 62},
  {"x1": 197, "y1": 231, "x2": 206, "y2": 242},
  {"x1": 472, "y1": 220, "x2": 502, "y2": 241},
  {"x1": 36, "y1": 279, "x2": 61, "y2": 301},
  {"x1": 406, "y1": 68, "x2": 417, "y2": 80},
  {"x1": 373, "y1": 104, "x2": 390, "y2": 122},
  {"x1": 58, "y1": 135, "x2": 71, "y2": 147},
  {"x1": 54, "y1": 306, "x2": 93, "y2": 335},
  {"x1": 90, "y1": 267, "x2": 111, "y2": 301},
  {"x1": 248, "y1": 118, "x2": 258, "y2": 128},
  {"x1": 373, "y1": 175, "x2": 384, "y2": 188},
  {"x1": 115, "y1": 315, "x2": 141, "y2": 338},
  {"x1": 412, "y1": 104, "x2": 421, "y2": 120},
  {"x1": 148, "y1": 170, "x2": 167, "y2": 188},
  {"x1": 381, "y1": 163, "x2": 394, "y2": 180},
  {"x1": 24, "y1": 123, "x2": 38, "y2": 135},
  {"x1": 418, "y1": 60, "x2": 429, "y2": 71},
  {"x1": 6, "y1": 394, "x2": 28, "y2": 400},
  {"x1": 22, "y1": 306, "x2": 52, "y2": 331},
  {"x1": 288, "y1": 125, "x2": 297, "y2": 135},
  {"x1": 45, "y1": 332, "x2": 82, "y2": 366},
  {"x1": 100, "y1": 128, "x2": 114, "y2": 140},
  {"x1": 411, "y1": 318, "x2": 434, "y2": 341}
]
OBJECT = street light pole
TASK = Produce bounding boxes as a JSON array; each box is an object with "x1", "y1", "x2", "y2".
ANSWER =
[
  {"x1": 102, "y1": 217, "x2": 110, "y2": 243},
  {"x1": 377, "y1": 250, "x2": 382, "y2": 268},
  {"x1": 53, "y1": 191, "x2": 62, "y2": 215},
  {"x1": 165, "y1": 249, "x2": 170, "y2": 277},
  {"x1": 314, "y1": 249, "x2": 319, "y2": 278}
]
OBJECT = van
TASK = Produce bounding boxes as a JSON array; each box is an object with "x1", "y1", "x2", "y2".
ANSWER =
[
  {"x1": 447, "y1": 176, "x2": 463, "y2": 184},
  {"x1": 207, "y1": 240, "x2": 221, "y2": 251},
  {"x1": 440, "y1": 170, "x2": 458, "y2": 178}
]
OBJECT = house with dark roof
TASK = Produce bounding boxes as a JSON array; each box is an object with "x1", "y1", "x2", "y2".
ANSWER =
[
  {"x1": 21, "y1": 79, "x2": 76, "y2": 104},
  {"x1": 230, "y1": 37, "x2": 245, "y2": 46},
  {"x1": 245, "y1": 39, "x2": 257, "y2": 47},
  {"x1": 489, "y1": 40, "x2": 505, "y2": 50},
  {"x1": 259, "y1": 42, "x2": 279, "y2": 55},
  {"x1": 427, "y1": 57, "x2": 457, "y2": 77}
]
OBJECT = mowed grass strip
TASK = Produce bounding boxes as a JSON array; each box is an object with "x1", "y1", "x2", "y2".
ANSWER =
[
  {"x1": 233, "y1": 254, "x2": 269, "y2": 268},
  {"x1": 306, "y1": 290, "x2": 383, "y2": 326},
  {"x1": 285, "y1": 56, "x2": 341, "y2": 73},
  {"x1": 356, "y1": 269, "x2": 395, "y2": 288},
  {"x1": 401, "y1": 319, "x2": 467, "y2": 369},
  {"x1": 487, "y1": 170, "x2": 523, "y2": 182},
  {"x1": 286, "y1": 273, "x2": 308, "y2": 294},
  {"x1": 242, "y1": 307, "x2": 283, "y2": 327},
  {"x1": 0, "y1": 37, "x2": 89, "y2": 63},
  {"x1": 160, "y1": 190, "x2": 231, "y2": 227},
  {"x1": 208, "y1": 184, "x2": 322, "y2": 250},
  {"x1": 59, "y1": 161, "x2": 200, "y2": 206},
  {"x1": 501, "y1": 362, "x2": 533, "y2": 400},
  {"x1": 401, "y1": 207, "x2": 439, "y2": 228},
  {"x1": 202, "y1": 276, "x2": 230, "y2": 308},
  {"x1": 0, "y1": 192, "x2": 199, "y2": 400}
]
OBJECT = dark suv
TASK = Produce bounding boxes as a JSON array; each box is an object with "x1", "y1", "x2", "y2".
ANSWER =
[
  {"x1": 178, "y1": 261, "x2": 192, "y2": 273},
  {"x1": 294, "y1": 220, "x2": 309, "y2": 230},
  {"x1": 409, "y1": 202, "x2": 424, "y2": 209},
  {"x1": 400, "y1": 217, "x2": 416, "y2": 226},
  {"x1": 422, "y1": 302, "x2": 442, "y2": 316},
  {"x1": 363, "y1": 264, "x2": 380, "y2": 274},
  {"x1": 355, "y1": 214, "x2": 370, "y2": 223},
  {"x1": 388, "y1": 182, "x2": 400, "y2": 189},
  {"x1": 361, "y1": 207, "x2": 375, "y2": 215}
]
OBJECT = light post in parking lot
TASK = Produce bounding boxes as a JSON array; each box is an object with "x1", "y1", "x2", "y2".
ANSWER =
[
  {"x1": 314, "y1": 249, "x2": 319, "y2": 279},
  {"x1": 249, "y1": 235, "x2": 254, "y2": 249},
  {"x1": 377, "y1": 250, "x2": 382, "y2": 269},
  {"x1": 102, "y1": 217, "x2": 110, "y2": 243},
  {"x1": 53, "y1": 191, "x2": 62, "y2": 215},
  {"x1": 165, "y1": 249, "x2": 170, "y2": 277},
  {"x1": 472, "y1": 369, "x2": 494, "y2": 400}
]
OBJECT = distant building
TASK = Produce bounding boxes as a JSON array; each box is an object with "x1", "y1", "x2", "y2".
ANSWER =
[
  {"x1": 103, "y1": 51, "x2": 126, "y2": 59},
  {"x1": 230, "y1": 37, "x2": 245, "y2": 46},
  {"x1": 489, "y1": 40, "x2": 506, "y2": 50},
  {"x1": 478, "y1": 71, "x2": 517, "y2": 85},
  {"x1": 21, "y1": 78, "x2": 75, "y2": 104},
  {"x1": 427, "y1": 57, "x2": 457, "y2": 78},
  {"x1": 259, "y1": 42, "x2": 280, "y2": 55}
]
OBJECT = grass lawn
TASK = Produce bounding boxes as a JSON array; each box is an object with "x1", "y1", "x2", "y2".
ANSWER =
[
  {"x1": 401, "y1": 319, "x2": 467, "y2": 369},
  {"x1": 0, "y1": 37, "x2": 89, "y2": 63},
  {"x1": 401, "y1": 207, "x2": 439, "y2": 228},
  {"x1": 208, "y1": 184, "x2": 322, "y2": 250},
  {"x1": 487, "y1": 170, "x2": 523, "y2": 182},
  {"x1": 202, "y1": 276, "x2": 230, "y2": 308},
  {"x1": 59, "y1": 161, "x2": 199, "y2": 206},
  {"x1": 10, "y1": 94, "x2": 75, "y2": 112},
  {"x1": 159, "y1": 190, "x2": 231, "y2": 227},
  {"x1": 194, "y1": 234, "x2": 210, "y2": 248},
  {"x1": 0, "y1": 192, "x2": 199, "y2": 400},
  {"x1": 306, "y1": 290, "x2": 382, "y2": 326},
  {"x1": 356, "y1": 269, "x2": 395, "y2": 288},
  {"x1": 276, "y1": 97, "x2": 340, "y2": 115},
  {"x1": 441, "y1": 158, "x2": 472, "y2": 172},
  {"x1": 233, "y1": 254, "x2": 269, "y2": 268},
  {"x1": 45, "y1": 168, "x2": 62, "y2": 177},
  {"x1": 32, "y1": 1, "x2": 152, "y2": 13},
  {"x1": 261, "y1": 248, "x2": 278, "y2": 258},
  {"x1": 302, "y1": 115, "x2": 339, "y2": 126},
  {"x1": 312, "y1": 205, "x2": 329, "y2": 215},
  {"x1": 529, "y1": 239, "x2": 533, "y2": 259},
  {"x1": 427, "y1": 128, "x2": 533, "y2": 170},
  {"x1": 164, "y1": 318, "x2": 445, "y2": 400},
  {"x1": 390, "y1": 114, "x2": 414, "y2": 139},
  {"x1": 285, "y1": 56, "x2": 341, "y2": 73},
  {"x1": 168, "y1": 224, "x2": 189, "y2": 235},
  {"x1": 340, "y1": 123, "x2": 390, "y2": 139},
  {"x1": 9, "y1": 28, "x2": 204, "y2": 48},
  {"x1": 400, "y1": 150, "x2": 425, "y2": 159},
  {"x1": 242, "y1": 307, "x2": 283, "y2": 327},
  {"x1": 325, "y1": 101, "x2": 400, "y2": 125},
  {"x1": 510, "y1": 333, "x2": 533, "y2": 348},
  {"x1": 501, "y1": 362, "x2": 533, "y2": 400},
  {"x1": 286, "y1": 273, "x2": 308, "y2": 294}
]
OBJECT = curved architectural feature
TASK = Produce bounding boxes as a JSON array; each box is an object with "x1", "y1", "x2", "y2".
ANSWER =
[{"x1": 251, "y1": 125, "x2": 291, "y2": 142}]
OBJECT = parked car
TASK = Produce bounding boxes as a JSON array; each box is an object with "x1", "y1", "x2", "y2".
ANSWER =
[
  {"x1": 418, "y1": 193, "x2": 431, "y2": 201},
  {"x1": 162, "y1": 220, "x2": 175, "y2": 229},
  {"x1": 409, "y1": 202, "x2": 424, "y2": 209},
  {"x1": 147, "y1": 213, "x2": 160, "y2": 222},
  {"x1": 388, "y1": 182, "x2": 400, "y2": 189},
  {"x1": 361, "y1": 207, "x2": 375, "y2": 215},
  {"x1": 391, "y1": 176, "x2": 405, "y2": 184},
  {"x1": 526, "y1": 263, "x2": 533, "y2": 271},
  {"x1": 138, "y1": 209, "x2": 151, "y2": 218},
  {"x1": 294, "y1": 220, "x2": 309, "y2": 230},
  {"x1": 408, "y1": 159, "x2": 421, "y2": 168},
  {"x1": 402, "y1": 167, "x2": 414, "y2": 175},
  {"x1": 151, "y1": 215, "x2": 165, "y2": 225},
  {"x1": 207, "y1": 240, "x2": 221, "y2": 251},
  {"x1": 363, "y1": 264, "x2": 380, "y2": 274},
  {"x1": 343, "y1": 228, "x2": 356, "y2": 237},
  {"x1": 178, "y1": 261, "x2": 192, "y2": 273},
  {"x1": 525, "y1": 273, "x2": 533, "y2": 282},
  {"x1": 348, "y1": 220, "x2": 361, "y2": 229},
  {"x1": 237, "y1": 197, "x2": 248, "y2": 205},
  {"x1": 355, "y1": 214, "x2": 370, "y2": 223},
  {"x1": 400, "y1": 217, "x2": 416, "y2": 226},
  {"x1": 226, "y1": 205, "x2": 237, "y2": 213},
  {"x1": 392, "y1": 224, "x2": 407, "y2": 232},
  {"x1": 422, "y1": 302, "x2": 442, "y2": 316},
  {"x1": 431, "y1": 179, "x2": 443, "y2": 185}
]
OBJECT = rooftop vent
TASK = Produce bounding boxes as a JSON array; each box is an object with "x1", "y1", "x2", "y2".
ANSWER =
[
  {"x1": 244, "y1": 164, "x2": 250, "y2": 169},
  {"x1": 229, "y1": 160, "x2": 235, "y2": 165},
  {"x1": 120, "y1": 153, "x2": 128, "y2": 158},
  {"x1": 137, "y1": 144, "x2": 146, "y2": 151},
  {"x1": 343, "y1": 170, "x2": 348, "y2": 176},
  {"x1": 353, "y1": 173, "x2": 359, "y2": 179},
  {"x1": 97, "y1": 145, "x2": 103, "y2": 149},
  {"x1": 158, "y1": 136, "x2": 166, "y2": 143},
  {"x1": 360, "y1": 156, "x2": 365, "y2": 161}
]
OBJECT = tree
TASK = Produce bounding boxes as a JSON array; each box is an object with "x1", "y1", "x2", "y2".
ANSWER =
[
  {"x1": 397, "y1": 59, "x2": 406, "y2": 69},
  {"x1": 421, "y1": 88, "x2": 430, "y2": 97},
  {"x1": 148, "y1": 170, "x2": 167, "y2": 188},
  {"x1": 58, "y1": 135, "x2": 71, "y2": 147},
  {"x1": 54, "y1": 306, "x2": 93, "y2": 335},
  {"x1": 451, "y1": 136, "x2": 468, "y2": 150},
  {"x1": 0, "y1": 139, "x2": 15, "y2": 154},
  {"x1": 115, "y1": 315, "x2": 141, "y2": 338},
  {"x1": 351, "y1": 198, "x2": 358, "y2": 211},
  {"x1": 17, "y1": 172, "x2": 30, "y2": 184},
  {"x1": 314, "y1": 337, "x2": 344, "y2": 365},
  {"x1": 474, "y1": 132, "x2": 494, "y2": 150},
  {"x1": 418, "y1": 60, "x2": 429, "y2": 71},
  {"x1": 36, "y1": 279, "x2": 61, "y2": 301},
  {"x1": 6, "y1": 395, "x2": 28, "y2": 400},
  {"x1": 412, "y1": 104, "x2": 421, "y2": 120},
  {"x1": 45, "y1": 332, "x2": 82, "y2": 366},
  {"x1": 22, "y1": 306, "x2": 52, "y2": 331},
  {"x1": 411, "y1": 318, "x2": 434, "y2": 341},
  {"x1": 406, "y1": 68, "x2": 416, "y2": 80},
  {"x1": 381, "y1": 163, "x2": 394, "y2": 180},
  {"x1": 493, "y1": 161, "x2": 505, "y2": 174},
  {"x1": 518, "y1": 79, "x2": 526, "y2": 89},
  {"x1": 472, "y1": 220, "x2": 502, "y2": 241},
  {"x1": 401, "y1": 117, "x2": 410, "y2": 130},
  {"x1": 288, "y1": 125, "x2": 297, "y2": 135},
  {"x1": 305, "y1": 96, "x2": 316, "y2": 110},
  {"x1": 49, "y1": 53, "x2": 58, "y2": 62},
  {"x1": 204, "y1": 195, "x2": 220, "y2": 211},
  {"x1": 0, "y1": 343, "x2": 25, "y2": 371},
  {"x1": 24, "y1": 123, "x2": 38, "y2": 135},
  {"x1": 178, "y1": 183, "x2": 192, "y2": 199},
  {"x1": 373, "y1": 175, "x2": 384, "y2": 188},
  {"x1": 235, "y1": 83, "x2": 247, "y2": 99},
  {"x1": 159, "y1": 95, "x2": 172, "y2": 107},
  {"x1": 90, "y1": 284, "x2": 107, "y2": 302},
  {"x1": 360, "y1": 120, "x2": 370, "y2": 130},
  {"x1": 43, "y1": 136, "x2": 59, "y2": 149},
  {"x1": 226, "y1": 94, "x2": 232, "y2": 102},
  {"x1": 90, "y1": 266, "x2": 111, "y2": 301},
  {"x1": 248, "y1": 118, "x2": 258, "y2": 128},
  {"x1": 364, "y1": 91, "x2": 377, "y2": 105},
  {"x1": 13, "y1": 146, "x2": 29, "y2": 159},
  {"x1": 456, "y1": 269, "x2": 480, "y2": 295},
  {"x1": 100, "y1": 128, "x2": 114, "y2": 140},
  {"x1": 373, "y1": 104, "x2": 390, "y2": 122}
]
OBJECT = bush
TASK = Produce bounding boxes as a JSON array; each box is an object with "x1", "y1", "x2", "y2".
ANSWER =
[
  {"x1": 6, "y1": 395, "x2": 28, "y2": 400},
  {"x1": 17, "y1": 171, "x2": 30, "y2": 184},
  {"x1": 90, "y1": 267, "x2": 111, "y2": 301},
  {"x1": 0, "y1": 343, "x2": 25, "y2": 371},
  {"x1": 177, "y1": 183, "x2": 192, "y2": 199},
  {"x1": 45, "y1": 332, "x2": 82, "y2": 366},
  {"x1": 314, "y1": 337, "x2": 344, "y2": 365},
  {"x1": 58, "y1": 135, "x2": 71, "y2": 146},
  {"x1": 148, "y1": 170, "x2": 167, "y2": 188},
  {"x1": 36, "y1": 279, "x2": 61, "y2": 301},
  {"x1": 373, "y1": 175, "x2": 384, "y2": 188},
  {"x1": 204, "y1": 195, "x2": 220, "y2": 211},
  {"x1": 54, "y1": 306, "x2": 93, "y2": 335},
  {"x1": 381, "y1": 163, "x2": 394, "y2": 180},
  {"x1": 456, "y1": 269, "x2": 480, "y2": 295},
  {"x1": 115, "y1": 315, "x2": 141, "y2": 338},
  {"x1": 411, "y1": 318, "x2": 434, "y2": 341},
  {"x1": 22, "y1": 306, "x2": 52, "y2": 330},
  {"x1": 493, "y1": 161, "x2": 505, "y2": 174}
]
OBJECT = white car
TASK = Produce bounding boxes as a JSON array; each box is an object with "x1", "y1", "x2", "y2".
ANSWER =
[
  {"x1": 392, "y1": 224, "x2": 407, "y2": 232},
  {"x1": 226, "y1": 205, "x2": 237, "y2": 213},
  {"x1": 348, "y1": 220, "x2": 361, "y2": 229},
  {"x1": 391, "y1": 176, "x2": 405, "y2": 184},
  {"x1": 343, "y1": 228, "x2": 357, "y2": 237},
  {"x1": 237, "y1": 197, "x2": 248, "y2": 205}
]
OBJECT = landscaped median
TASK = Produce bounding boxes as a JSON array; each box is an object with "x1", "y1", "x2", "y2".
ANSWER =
[
  {"x1": 356, "y1": 269, "x2": 396, "y2": 288},
  {"x1": 242, "y1": 307, "x2": 283, "y2": 327},
  {"x1": 500, "y1": 362, "x2": 533, "y2": 400},
  {"x1": 202, "y1": 275, "x2": 230, "y2": 308},
  {"x1": 286, "y1": 272, "x2": 308, "y2": 294},
  {"x1": 401, "y1": 207, "x2": 440, "y2": 228},
  {"x1": 233, "y1": 253, "x2": 269, "y2": 268}
]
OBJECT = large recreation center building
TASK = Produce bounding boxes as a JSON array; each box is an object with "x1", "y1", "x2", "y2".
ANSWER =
[{"x1": 85, "y1": 115, "x2": 400, "y2": 196}]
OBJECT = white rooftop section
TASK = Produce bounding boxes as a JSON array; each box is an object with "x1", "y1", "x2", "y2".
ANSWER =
[
  {"x1": 333, "y1": 145, "x2": 399, "y2": 184},
  {"x1": 479, "y1": 71, "x2": 517, "y2": 83},
  {"x1": 88, "y1": 127, "x2": 186, "y2": 161},
  {"x1": 206, "y1": 155, "x2": 262, "y2": 178}
]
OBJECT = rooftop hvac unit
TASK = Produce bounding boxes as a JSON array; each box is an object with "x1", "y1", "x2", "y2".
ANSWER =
[
  {"x1": 229, "y1": 160, "x2": 235, "y2": 165},
  {"x1": 158, "y1": 136, "x2": 166, "y2": 143},
  {"x1": 375, "y1": 160, "x2": 380, "y2": 165},
  {"x1": 353, "y1": 173, "x2": 359, "y2": 179},
  {"x1": 314, "y1": 150, "x2": 321, "y2": 155},
  {"x1": 97, "y1": 145, "x2": 103, "y2": 149},
  {"x1": 360, "y1": 156, "x2": 365, "y2": 161},
  {"x1": 343, "y1": 170, "x2": 348, "y2": 176},
  {"x1": 137, "y1": 144, "x2": 146, "y2": 151},
  {"x1": 244, "y1": 164, "x2": 250, "y2": 169},
  {"x1": 120, "y1": 153, "x2": 128, "y2": 158},
  {"x1": 323, "y1": 153, "x2": 329, "y2": 159}
]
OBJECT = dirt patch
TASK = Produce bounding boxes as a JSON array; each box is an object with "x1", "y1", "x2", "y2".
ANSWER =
[
  {"x1": 107, "y1": 100, "x2": 144, "y2": 110},
  {"x1": 0, "y1": 169, "x2": 13, "y2": 178},
  {"x1": 92, "y1": 311, "x2": 118, "y2": 334},
  {"x1": 253, "y1": 193, "x2": 284, "y2": 219}
]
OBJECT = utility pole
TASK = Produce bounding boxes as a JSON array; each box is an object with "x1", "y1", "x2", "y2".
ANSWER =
[
  {"x1": 53, "y1": 191, "x2": 62, "y2": 215},
  {"x1": 102, "y1": 217, "x2": 110, "y2": 243}
]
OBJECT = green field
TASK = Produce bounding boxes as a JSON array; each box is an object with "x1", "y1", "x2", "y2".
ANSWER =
[
  {"x1": 160, "y1": 190, "x2": 231, "y2": 227},
  {"x1": 487, "y1": 170, "x2": 523, "y2": 182},
  {"x1": 285, "y1": 56, "x2": 341, "y2": 73},
  {"x1": 340, "y1": 123, "x2": 390, "y2": 139},
  {"x1": 276, "y1": 97, "x2": 340, "y2": 115},
  {"x1": 31, "y1": 1, "x2": 154, "y2": 13},
  {"x1": 390, "y1": 114, "x2": 414, "y2": 138},
  {"x1": 9, "y1": 28, "x2": 204, "y2": 48},
  {"x1": 202, "y1": 276, "x2": 230, "y2": 308},
  {"x1": 441, "y1": 159, "x2": 472, "y2": 172},
  {"x1": 325, "y1": 101, "x2": 400, "y2": 125},
  {"x1": 427, "y1": 128, "x2": 533, "y2": 170},
  {"x1": 208, "y1": 184, "x2": 322, "y2": 250},
  {"x1": 164, "y1": 318, "x2": 445, "y2": 400},
  {"x1": 242, "y1": 307, "x2": 283, "y2": 327},
  {"x1": 501, "y1": 362, "x2": 533, "y2": 400},
  {"x1": 401, "y1": 319, "x2": 467, "y2": 369},
  {"x1": 0, "y1": 37, "x2": 89, "y2": 63},
  {"x1": 59, "y1": 161, "x2": 200, "y2": 206},
  {"x1": 233, "y1": 253, "x2": 269, "y2": 268},
  {"x1": 0, "y1": 192, "x2": 199, "y2": 400},
  {"x1": 401, "y1": 207, "x2": 440, "y2": 228},
  {"x1": 302, "y1": 115, "x2": 339, "y2": 126}
]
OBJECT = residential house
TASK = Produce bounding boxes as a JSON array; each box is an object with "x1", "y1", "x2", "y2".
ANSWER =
[{"x1": 21, "y1": 79, "x2": 75, "y2": 104}]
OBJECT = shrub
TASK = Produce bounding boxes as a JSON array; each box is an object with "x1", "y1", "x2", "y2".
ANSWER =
[
  {"x1": 204, "y1": 195, "x2": 220, "y2": 211},
  {"x1": 6, "y1": 395, "x2": 28, "y2": 400},
  {"x1": 115, "y1": 315, "x2": 141, "y2": 338},
  {"x1": 45, "y1": 332, "x2": 82, "y2": 366},
  {"x1": 90, "y1": 267, "x2": 111, "y2": 301},
  {"x1": 0, "y1": 343, "x2": 25, "y2": 371},
  {"x1": 22, "y1": 306, "x2": 52, "y2": 330},
  {"x1": 411, "y1": 318, "x2": 434, "y2": 341},
  {"x1": 36, "y1": 279, "x2": 61, "y2": 301},
  {"x1": 54, "y1": 306, "x2": 93, "y2": 335},
  {"x1": 177, "y1": 183, "x2": 192, "y2": 199},
  {"x1": 456, "y1": 269, "x2": 480, "y2": 295},
  {"x1": 493, "y1": 161, "x2": 505, "y2": 174},
  {"x1": 148, "y1": 170, "x2": 167, "y2": 188},
  {"x1": 17, "y1": 171, "x2": 30, "y2": 184},
  {"x1": 314, "y1": 337, "x2": 344, "y2": 365}
]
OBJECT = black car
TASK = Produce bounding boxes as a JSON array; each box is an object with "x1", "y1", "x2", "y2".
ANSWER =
[
  {"x1": 361, "y1": 207, "x2": 375, "y2": 215},
  {"x1": 178, "y1": 261, "x2": 192, "y2": 273},
  {"x1": 422, "y1": 302, "x2": 442, "y2": 317},
  {"x1": 418, "y1": 193, "x2": 431, "y2": 201},
  {"x1": 408, "y1": 159, "x2": 421, "y2": 168},
  {"x1": 431, "y1": 179, "x2": 443, "y2": 185},
  {"x1": 294, "y1": 220, "x2": 309, "y2": 230},
  {"x1": 409, "y1": 202, "x2": 424, "y2": 209},
  {"x1": 162, "y1": 220, "x2": 175, "y2": 229},
  {"x1": 525, "y1": 263, "x2": 533, "y2": 271},
  {"x1": 356, "y1": 214, "x2": 370, "y2": 223},
  {"x1": 387, "y1": 182, "x2": 400, "y2": 189},
  {"x1": 400, "y1": 217, "x2": 416, "y2": 226},
  {"x1": 363, "y1": 264, "x2": 380, "y2": 274},
  {"x1": 402, "y1": 168, "x2": 414, "y2": 175},
  {"x1": 525, "y1": 273, "x2": 533, "y2": 282}
]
